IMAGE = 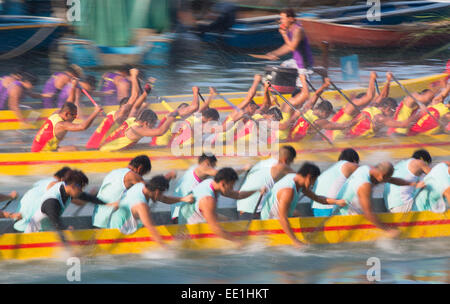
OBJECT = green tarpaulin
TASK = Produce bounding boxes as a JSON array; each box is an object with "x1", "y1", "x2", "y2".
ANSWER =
[{"x1": 72, "y1": 0, "x2": 171, "y2": 47}]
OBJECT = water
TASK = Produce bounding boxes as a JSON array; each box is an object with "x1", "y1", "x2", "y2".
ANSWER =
[
  {"x1": 1, "y1": 238, "x2": 450, "y2": 284},
  {"x1": 0, "y1": 26, "x2": 449, "y2": 284}
]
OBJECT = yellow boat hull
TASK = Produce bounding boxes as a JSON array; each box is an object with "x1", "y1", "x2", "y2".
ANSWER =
[
  {"x1": 0, "y1": 134, "x2": 448, "y2": 176},
  {"x1": 1, "y1": 210, "x2": 449, "y2": 261},
  {"x1": 0, "y1": 73, "x2": 446, "y2": 131}
]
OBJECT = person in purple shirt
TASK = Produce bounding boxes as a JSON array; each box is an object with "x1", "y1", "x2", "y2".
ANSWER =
[
  {"x1": 57, "y1": 75, "x2": 97, "y2": 114},
  {"x1": 41, "y1": 64, "x2": 83, "y2": 108},
  {"x1": 251, "y1": 8, "x2": 314, "y2": 78},
  {"x1": 0, "y1": 71, "x2": 37, "y2": 126},
  {"x1": 100, "y1": 65, "x2": 132, "y2": 106}
]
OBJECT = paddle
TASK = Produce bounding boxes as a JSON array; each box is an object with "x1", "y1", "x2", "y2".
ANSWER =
[
  {"x1": 244, "y1": 191, "x2": 265, "y2": 231},
  {"x1": 391, "y1": 75, "x2": 445, "y2": 130},
  {"x1": 1, "y1": 198, "x2": 15, "y2": 211},
  {"x1": 305, "y1": 78, "x2": 326, "y2": 103},
  {"x1": 375, "y1": 79, "x2": 381, "y2": 95},
  {"x1": 267, "y1": 82, "x2": 334, "y2": 146},
  {"x1": 214, "y1": 89, "x2": 241, "y2": 112},
  {"x1": 312, "y1": 67, "x2": 362, "y2": 114}
]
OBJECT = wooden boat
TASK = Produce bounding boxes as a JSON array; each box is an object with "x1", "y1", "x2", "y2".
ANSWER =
[
  {"x1": 299, "y1": 18, "x2": 450, "y2": 48},
  {"x1": 0, "y1": 210, "x2": 449, "y2": 261},
  {"x1": 199, "y1": 1, "x2": 450, "y2": 49},
  {"x1": 0, "y1": 15, "x2": 67, "y2": 57},
  {"x1": 0, "y1": 133, "x2": 448, "y2": 176},
  {"x1": 0, "y1": 73, "x2": 446, "y2": 131}
]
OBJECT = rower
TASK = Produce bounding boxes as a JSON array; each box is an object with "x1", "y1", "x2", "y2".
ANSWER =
[
  {"x1": 100, "y1": 64, "x2": 132, "y2": 106},
  {"x1": 387, "y1": 85, "x2": 436, "y2": 136},
  {"x1": 92, "y1": 155, "x2": 152, "y2": 228},
  {"x1": 237, "y1": 145, "x2": 297, "y2": 220},
  {"x1": 31, "y1": 102, "x2": 103, "y2": 152},
  {"x1": 347, "y1": 97, "x2": 420, "y2": 139},
  {"x1": 277, "y1": 74, "x2": 310, "y2": 142},
  {"x1": 384, "y1": 149, "x2": 432, "y2": 213},
  {"x1": 325, "y1": 71, "x2": 378, "y2": 140},
  {"x1": 170, "y1": 153, "x2": 218, "y2": 224},
  {"x1": 311, "y1": 148, "x2": 360, "y2": 217},
  {"x1": 413, "y1": 162, "x2": 450, "y2": 213},
  {"x1": 41, "y1": 64, "x2": 83, "y2": 108},
  {"x1": 0, "y1": 71, "x2": 37, "y2": 127},
  {"x1": 171, "y1": 88, "x2": 220, "y2": 147},
  {"x1": 108, "y1": 175, "x2": 194, "y2": 247},
  {"x1": 85, "y1": 69, "x2": 145, "y2": 150},
  {"x1": 99, "y1": 108, "x2": 179, "y2": 152},
  {"x1": 13, "y1": 166, "x2": 72, "y2": 232},
  {"x1": 24, "y1": 170, "x2": 116, "y2": 246},
  {"x1": 150, "y1": 86, "x2": 200, "y2": 147},
  {"x1": 0, "y1": 191, "x2": 19, "y2": 220},
  {"x1": 260, "y1": 162, "x2": 346, "y2": 248},
  {"x1": 335, "y1": 161, "x2": 421, "y2": 237},
  {"x1": 407, "y1": 81, "x2": 450, "y2": 136},
  {"x1": 178, "y1": 167, "x2": 264, "y2": 245}
]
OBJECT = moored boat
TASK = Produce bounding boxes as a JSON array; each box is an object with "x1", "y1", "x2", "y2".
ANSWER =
[
  {"x1": 0, "y1": 15, "x2": 67, "y2": 57},
  {"x1": 0, "y1": 209, "x2": 449, "y2": 261}
]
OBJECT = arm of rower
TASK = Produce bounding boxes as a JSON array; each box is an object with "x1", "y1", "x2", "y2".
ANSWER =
[
  {"x1": 198, "y1": 87, "x2": 216, "y2": 113},
  {"x1": 255, "y1": 82, "x2": 272, "y2": 114},
  {"x1": 128, "y1": 91, "x2": 149, "y2": 118},
  {"x1": 372, "y1": 74, "x2": 392, "y2": 105},
  {"x1": 302, "y1": 187, "x2": 344, "y2": 206},
  {"x1": 159, "y1": 194, "x2": 194, "y2": 205},
  {"x1": 316, "y1": 119, "x2": 353, "y2": 131},
  {"x1": 277, "y1": 188, "x2": 303, "y2": 247},
  {"x1": 225, "y1": 189, "x2": 257, "y2": 200},
  {"x1": 347, "y1": 73, "x2": 377, "y2": 111},
  {"x1": 444, "y1": 187, "x2": 450, "y2": 205},
  {"x1": 303, "y1": 78, "x2": 330, "y2": 112},
  {"x1": 289, "y1": 75, "x2": 309, "y2": 108},
  {"x1": 279, "y1": 111, "x2": 300, "y2": 130},
  {"x1": 200, "y1": 197, "x2": 236, "y2": 242},
  {"x1": 265, "y1": 44, "x2": 292, "y2": 59},
  {"x1": 387, "y1": 177, "x2": 416, "y2": 186},
  {"x1": 132, "y1": 116, "x2": 177, "y2": 137},
  {"x1": 57, "y1": 107, "x2": 102, "y2": 132},
  {"x1": 238, "y1": 74, "x2": 262, "y2": 110},
  {"x1": 178, "y1": 87, "x2": 200, "y2": 118},
  {"x1": 8, "y1": 86, "x2": 26, "y2": 123},
  {"x1": 128, "y1": 70, "x2": 140, "y2": 104},
  {"x1": 358, "y1": 183, "x2": 388, "y2": 230},
  {"x1": 132, "y1": 203, "x2": 165, "y2": 246}
]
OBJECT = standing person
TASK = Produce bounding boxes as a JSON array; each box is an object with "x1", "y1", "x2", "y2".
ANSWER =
[
  {"x1": 0, "y1": 71, "x2": 37, "y2": 127},
  {"x1": 14, "y1": 167, "x2": 72, "y2": 232},
  {"x1": 41, "y1": 64, "x2": 83, "y2": 108},
  {"x1": 251, "y1": 8, "x2": 314, "y2": 76},
  {"x1": 384, "y1": 149, "x2": 432, "y2": 213},
  {"x1": 178, "y1": 167, "x2": 265, "y2": 245},
  {"x1": 170, "y1": 153, "x2": 218, "y2": 224},
  {"x1": 260, "y1": 162, "x2": 346, "y2": 248},
  {"x1": 108, "y1": 175, "x2": 194, "y2": 247},
  {"x1": 100, "y1": 65, "x2": 132, "y2": 106},
  {"x1": 311, "y1": 148, "x2": 360, "y2": 217},
  {"x1": 237, "y1": 145, "x2": 297, "y2": 220},
  {"x1": 413, "y1": 162, "x2": 450, "y2": 213},
  {"x1": 31, "y1": 102, "x2": 103, "y2": 152}
]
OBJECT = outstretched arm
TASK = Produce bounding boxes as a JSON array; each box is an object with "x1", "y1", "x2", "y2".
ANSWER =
[
  {"x1": 373, "y1": 72, "x2": 392, "y2": 105},
  {"x1": 288, "y1": 74, "x2": 309, "y2": 108},
  {"x1": 200, "y1": 197, "x2": 239, "y2": 243},
  {"x1": 133, "y1": 203, "x2": 165, "y2": 246},
  {"x1": 302, "y1": 77, "x2": 331, "y2": 112},
  {"x1": 58, "y1": 106, "x2": 102, "y2": 132},
  {"x1": 277, "y1": 188, "x2": 304, "y2": 248},
  {"x1": 178, "y1": 86, "x2": 200, "y2": 118}
]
